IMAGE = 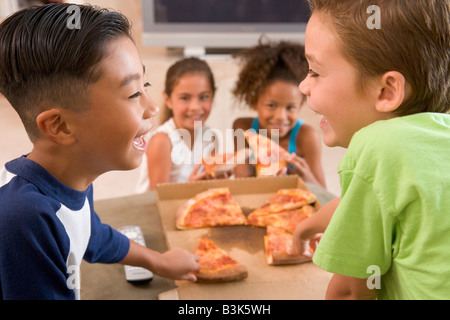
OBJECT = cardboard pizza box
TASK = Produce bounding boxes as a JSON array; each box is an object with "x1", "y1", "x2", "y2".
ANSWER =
[{"x1": 155, "y1": 175, "x2": 333, "y2": 300}]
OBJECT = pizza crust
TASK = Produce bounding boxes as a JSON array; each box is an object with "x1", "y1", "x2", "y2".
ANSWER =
[
  {"x1": 268, "y1": 251, "x2": 311, "y2": 266},
  {"x1": 249, "y1": 189, "x2": 317, "y2": 217},
  {"x1": 193, "y1": 238, "x2": 248, "y2": 283},
  {"x1": 196, "y1": 264, "x2": 248, "y2": 283}
]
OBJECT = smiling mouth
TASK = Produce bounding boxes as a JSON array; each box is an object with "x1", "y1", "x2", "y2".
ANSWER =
[
  {"x1": 310, "y1": 109, "x2": 328, "y2": 129},
  {"x1": 269, "y1": 124, "x2": 288, "y2": 130},
  {"x1": 320, "y1": 117, "x2": 329, "y2": 129},
  {"x1": 186, "y1": 114, "x2": 205, "y2": 121},
  {"x1": 133, "y1": 133, "x2": 148, "y2": 151}
]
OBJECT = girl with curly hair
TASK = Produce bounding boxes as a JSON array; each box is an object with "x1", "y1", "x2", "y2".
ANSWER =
[{"x1": 232, "y1": 38, "x2": 326, "y2": 188}]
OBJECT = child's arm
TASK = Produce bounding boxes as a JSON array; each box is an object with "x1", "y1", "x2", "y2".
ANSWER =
[
  {"x1": 289, "y1": 197, "x2": 340, "y2": 255},
  {"x1": 325, "y1": 274, "x2": 377, "y2": 300},
  {"x1": 120, "y1": 240, "x2": 201, "y2": 282},
  {"x1": 147, "y1": 133, "x2": 173, "y2": 190},
  {"x1": 188, "y1": 164, "x2": 209, "y2": 182}
]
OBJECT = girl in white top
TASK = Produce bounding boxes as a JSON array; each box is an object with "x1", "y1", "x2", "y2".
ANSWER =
[{"x1": 137, "y1": 57, "x2": 220, "y2": 191}]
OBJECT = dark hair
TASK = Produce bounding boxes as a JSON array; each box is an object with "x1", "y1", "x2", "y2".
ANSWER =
[
  {"x1": 233, "y1": 37, "x2": 308, "y2": 108},
  {"x1": 0, "y1": 3, "x2": 133, "y2": 140},
  {"x1": 308, "y1": 0, "x2": 450, "y2": 115},
  {"x1": 160, "y1": 57, "x2": 216, "y2": 123}
]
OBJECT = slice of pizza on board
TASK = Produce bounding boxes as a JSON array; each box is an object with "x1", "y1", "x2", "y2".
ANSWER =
[
  {"x1": 247, "y1": 205, "x2": 316, "y2": 232},
  {"x1": 176, "y1": 188, "x2": 247, "y2": 230},
  {"x1": 264, "y1": 226, "x2": 319, "y2": 266},
  {"x1": 193, "y1": 238, "x2": 248, "y2": 283},
  {"x1": 249, "y1": 188, "x2": 317, "y2": 217}
]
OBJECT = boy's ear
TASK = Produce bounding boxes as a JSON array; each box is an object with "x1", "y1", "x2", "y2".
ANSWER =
[
  {"x1": 375, "y1": 71, "x2": 407, "y2": 113},
  {"x1": 35, "y1": 109, "x2": 75, "y2": 146}
]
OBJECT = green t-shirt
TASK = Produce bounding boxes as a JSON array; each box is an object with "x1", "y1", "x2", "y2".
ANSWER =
[{"x1": 313, "y1": 113, "x2": 450, "y2": 300}]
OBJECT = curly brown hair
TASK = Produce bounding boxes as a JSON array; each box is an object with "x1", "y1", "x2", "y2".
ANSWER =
[{"x1": 232, "y1": 37, "x2": 308, "y2": 108}]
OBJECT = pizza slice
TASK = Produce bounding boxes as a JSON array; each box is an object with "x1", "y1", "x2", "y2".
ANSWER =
[
  {"x1": 244, "y1": 130, "x2": 290, "y2": 176},
  {"x1": 176, "y1": 188, "x2": 247, "y2": 230},
  {"x1": 194, "y1": 238, "x2": 248, "y2": 283},
  {"x1": 247, "y1": 205, "x2": 316, "y2": 232},
  {"x1": 264, "y1": 226, "x2": 316, "y2": 266},
  {"x1": 202, "y1": 149, "x2": 250, "y2": 178},
  {"x1": 250, "y1": 188, "x2": 317, "y2": 216}
]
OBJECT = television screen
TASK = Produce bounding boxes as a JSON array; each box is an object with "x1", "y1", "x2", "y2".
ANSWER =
[
  {"x1": 154, "y1": 0, "x2": 310, "y2": 24},
  {"x1": 142, "y1": 0, "x2": 311, "y2": 50}
]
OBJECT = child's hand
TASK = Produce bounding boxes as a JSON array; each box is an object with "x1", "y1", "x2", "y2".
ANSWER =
[
  {"x1": 288, "y1": 231, "x2": 322, "y2": 258},
  {"x1": 288, "y1": 226, "x2": 313, "y2": 257},
  {"x1": 285, "y1": 154, "x2": 318, "y2": 184},
  {"x1": 188, "y1": 164, "x2": 209, "y2": 182},
  {"x1": 189, "y1": 164, "x2": 233, "y2": 181},
  {"x1": 288, "y1": 197, "x2": 339, "y2": 256},
  {"x1": 157, "y1": 248, "x2": 201, "y2": 282}
]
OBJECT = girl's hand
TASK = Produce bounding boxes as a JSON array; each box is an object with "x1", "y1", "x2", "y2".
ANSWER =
[
  {"x1": 188, "y1": 164, "x2": 208, "y2": 182},
  {"x1": 285, "y1": 153, "x2": 320, "y2": 185},
  {"x1": 189, "y1": 164, "x2": 233, "y2": 181}
]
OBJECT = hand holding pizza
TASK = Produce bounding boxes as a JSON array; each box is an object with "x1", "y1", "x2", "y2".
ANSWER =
[
  {"x1": 285, "y1": 153, "x2": 320, "y2": 185},
  {"x1": 288, "y1": 197, "x2": 340, "y2": 256},
  {"x1": 188, "y1": 163, "x2": 233, "y2": 182},
  {"x1": 188, "y1": 164, "x2": 209, "y2": 182},
  {"x1": 288, "y1": 232, "x2": 321, "y2": 258},
  {"x1": 156, "y1": 248, "x2": 201, "y2": 282}
]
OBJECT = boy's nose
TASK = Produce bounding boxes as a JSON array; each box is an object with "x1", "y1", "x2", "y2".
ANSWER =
[
  {"x1": 143, "y1": 96, "x2": 159, "y2": 119},
  {"x1": 299, "y1": 78, "x2": 310, "y2": 96}
]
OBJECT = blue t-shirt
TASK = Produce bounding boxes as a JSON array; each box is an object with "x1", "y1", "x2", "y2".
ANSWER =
[{"x1": 0, "y1": 156, "x2": 130, "y2": 300}]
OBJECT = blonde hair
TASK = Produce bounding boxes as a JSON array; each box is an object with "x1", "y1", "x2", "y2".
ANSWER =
[{"x1": 308, "y1": 0, "x2": 450, "y2": 115}]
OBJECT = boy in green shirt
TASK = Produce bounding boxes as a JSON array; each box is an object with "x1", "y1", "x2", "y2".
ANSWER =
[{"x1": 290, "y1": 0, "x2": 450, "y2": 299}]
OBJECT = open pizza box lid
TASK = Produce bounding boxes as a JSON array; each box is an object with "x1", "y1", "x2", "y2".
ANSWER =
[{"x1": 155, "y1": 175, "x2": 333, "y2": 300}]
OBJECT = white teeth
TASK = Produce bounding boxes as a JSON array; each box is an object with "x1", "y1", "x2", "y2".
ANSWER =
[{"x1": 133, "y1": 133, "x2": 148, "y2": 150}]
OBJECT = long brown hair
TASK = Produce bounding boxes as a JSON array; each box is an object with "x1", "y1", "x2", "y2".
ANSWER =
[{"x1": 160, "y1": 57, "x2": 216, "y2": 124}]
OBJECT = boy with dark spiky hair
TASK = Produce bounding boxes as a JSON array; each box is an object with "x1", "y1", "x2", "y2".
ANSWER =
[{"x1": 0, "y1": 4, "x2": 200, "y2": 300}]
